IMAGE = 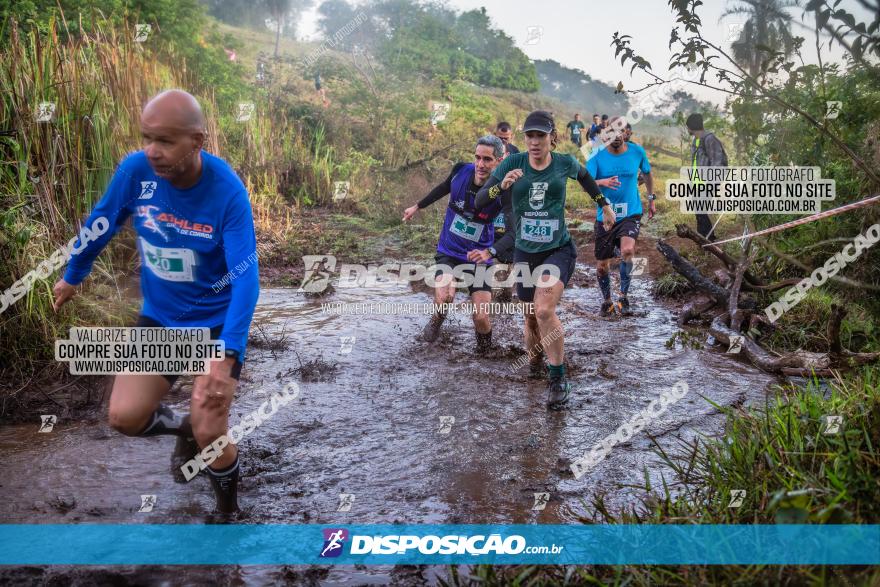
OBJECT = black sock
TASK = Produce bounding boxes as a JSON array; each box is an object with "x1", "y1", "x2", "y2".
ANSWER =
[
  {"x1": 207, "y1": 455, "x2": 240, "y2": 513},
  {"x1": 139, "y1": 404, "x2": 190, "y2": 437}
]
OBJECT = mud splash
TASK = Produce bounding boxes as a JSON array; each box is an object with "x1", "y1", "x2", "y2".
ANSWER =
[{"x1": 0, "y1": 267, "x2": 776, "y2": 584}]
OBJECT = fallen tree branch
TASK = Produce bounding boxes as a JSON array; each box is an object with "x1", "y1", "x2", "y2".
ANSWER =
[
  {"x1": 661, "y1": 230, "x2": 880, "y2": 376},
  {"x1": 710, "y1": 312, "x2": 880, "y2": 375},
  {"x1": 741, "y1": 278, "x2": 803, "y2": 292},
  {"x1": 710, "y1": 313, "x2": 829, "y2": 373},
  {"x1": 657, "y1": 240, "x2": 755, "y2": 309},
  {"x1": 675, "y1": 224, "x2": 766, "y2": 286},
  {"x1": 729, "y1": 244, "x2": 759, "y2": 333},
  {"x1": 679, "y1": 296, "x2": 717, "y2": 326},
  {"x1": 386, "y1": 142, "x2": 466, "y2": 175}
]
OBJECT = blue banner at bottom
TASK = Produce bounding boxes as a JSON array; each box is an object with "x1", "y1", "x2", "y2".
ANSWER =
[{"x1": 0, "y1": 524, "x2": 877, "y2": 565}]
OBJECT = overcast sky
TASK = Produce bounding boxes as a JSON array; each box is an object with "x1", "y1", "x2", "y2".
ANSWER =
[{"x1": 297, "y1": 0, "x2": 873, "y2": 105}]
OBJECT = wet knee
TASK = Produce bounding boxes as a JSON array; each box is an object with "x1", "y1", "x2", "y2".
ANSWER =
[
  {"x1": 108, "y1": 407, "x2": 147, "y2": 436},
  {"x1": 436, "y1": 290, "x2": 454, "y2": 305},
  {"x1": 535, "y1": 304, "x2": 556, "y2": 323},
  {"x1": 621, "y1": 245, "x2": 635, "y2": 259},
  {"x1": 596, "y1": 264, "x2": 610, "y2": 277},
  {"x1": 191, "y1": 417, "x2": 227, "y2": 449},
  {"x1": 473, "y1": 312, "x2": 490, "y2": 331}
]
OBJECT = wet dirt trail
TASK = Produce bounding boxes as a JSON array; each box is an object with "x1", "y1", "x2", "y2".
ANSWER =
[{"x1": 0, "y1": 260, "x2": 777, "y2": 585}]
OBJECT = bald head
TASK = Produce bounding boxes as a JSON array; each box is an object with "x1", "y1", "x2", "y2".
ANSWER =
[
  {"x1": 140, "y1": 89, "x2": 207, "y2": 187},
  {"x1": 142, "y1": 89, "x2": 205, "y2": 133}
]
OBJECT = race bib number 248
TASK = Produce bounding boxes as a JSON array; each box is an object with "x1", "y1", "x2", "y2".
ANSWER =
[{"x1": 521, "y1": 219, "x2": 559, "y2": 243}]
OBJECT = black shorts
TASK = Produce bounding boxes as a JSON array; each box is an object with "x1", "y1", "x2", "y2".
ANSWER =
[
  {"x1": 433, "y1": 254, "x2": 493, "y2": 294},
  {"x1": 135, "y1": 315, "x2": 243, "y2": 387},
  {"x1": 571, "y1": 136, "x2": 583, "y2": 147},
  {"x1": 595, "y1": 215, "x2": 641, "y2": 261},
  {"x1": 513, "y1": 239, "x2": 577, "y2": 303}
]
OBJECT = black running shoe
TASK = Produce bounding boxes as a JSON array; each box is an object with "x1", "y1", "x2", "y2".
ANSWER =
[
  {"x1": 600, "y1": 300, "x2": 615, "y2": 317},
  {"x1": 170, "y1": 416, "x2": 199, "y2": 484},
  {"x1": 547, "y1": 375, "x2": 571, "y2": 409},
  {"x1": 616, "y1": 297, "x2": 632, "y2": 316}
]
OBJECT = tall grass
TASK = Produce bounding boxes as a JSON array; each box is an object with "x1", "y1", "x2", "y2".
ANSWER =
[
  {"x1": 0, "y1": 16, "x2": 182, "y2": 393},
  {"x1": 0, "y1": 15, "x2": 353, "y2": 410}
]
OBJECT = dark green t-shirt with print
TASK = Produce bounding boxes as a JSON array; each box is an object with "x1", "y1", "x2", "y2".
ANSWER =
[{"x1": 491, "y1": 152, "x2": 580, "y2": 253}]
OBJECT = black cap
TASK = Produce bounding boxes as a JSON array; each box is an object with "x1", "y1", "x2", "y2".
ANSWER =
[
  {"x1": 601, "y1": 114, "x2": 609, "y2": 120},
  {"x1": 686, "y1": 113, "x2": 704, "y2": 131},
  {"x1": 522, "y1": 110, "x2": 555, "y2": 134}
]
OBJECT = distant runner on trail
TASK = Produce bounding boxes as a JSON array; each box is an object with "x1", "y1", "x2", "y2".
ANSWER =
[
  {"x1": 494, "y1": 121, "x2": 520, "y2": 156},
  {"x1": 402, "y1": 135, "x2": 509, "y2": 350},
  {"x1": 475, "y1": 110, "x2": 618, "y2": 409},
  {"x1": 587, "y1": 115, "x2": 656, "y2": 317},
  {"x1": 686, "y1": 112, "x2": 727, "y2": 241},
  {"x1": 565, "y1": 113, "x2": 586, "y2": 148},
  {"x1": 315, "y1": 72, "x2": 330, "y2": 108},
  {"x1": 52, "y1": 89, "x2": 259, "y2": 515},
  {"x1": 588, "y1": 114, "x2": 601, "y2": 141}
]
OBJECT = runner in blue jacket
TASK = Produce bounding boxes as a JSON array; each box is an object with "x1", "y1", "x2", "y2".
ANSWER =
[{"x1": 53, "y1": 90, "x2": 259, "y2": 514}]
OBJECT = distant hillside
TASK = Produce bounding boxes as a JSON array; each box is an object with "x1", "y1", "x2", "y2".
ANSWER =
[
  {"x1": 536, "y1": 58, "x2": 714, "y2": 143},
  {"x1": 534, "y1": 59, "x2": 628, "y2": 118}
]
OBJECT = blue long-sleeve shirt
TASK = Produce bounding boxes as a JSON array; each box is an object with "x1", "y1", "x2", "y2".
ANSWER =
[{"x1": 64, "y1": 150, "x2": 259, "y2": 359}]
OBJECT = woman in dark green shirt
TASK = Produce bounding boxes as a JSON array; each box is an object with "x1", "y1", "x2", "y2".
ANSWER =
[{"x1": 476, "y1": 110, "x2": 617, "y2": 409}]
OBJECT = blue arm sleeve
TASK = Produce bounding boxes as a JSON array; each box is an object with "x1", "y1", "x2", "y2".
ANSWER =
[
  {"x1": 63, "y1": 163, "x2": 136, "y2": 286},
  {"x1": 218, "y1": 191, "x2": 260, "y2": 357}
]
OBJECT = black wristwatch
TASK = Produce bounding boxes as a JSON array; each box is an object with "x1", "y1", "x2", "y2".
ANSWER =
[
  {"x1": 224, "y1": 349, "x2": 240, "y2": 361},
  {"x1": 648, "y1": 194, "x2": 657, "y2": 201},
  {"x1": 488, "y1": 247, "x2": 497, "y2": 258}
]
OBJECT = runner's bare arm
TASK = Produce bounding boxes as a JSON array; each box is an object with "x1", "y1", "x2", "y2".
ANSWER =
[
  {"x1": 643, "y1": 171, "x2": 657, "y2": 220},
  {"x1": 643, "y1": 171, "x2": 655, "y2": 196}
]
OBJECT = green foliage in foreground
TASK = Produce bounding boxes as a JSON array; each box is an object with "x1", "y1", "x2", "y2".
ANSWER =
[{"x1": 1, "y1": 0, "x2": 248, "y2": 105}]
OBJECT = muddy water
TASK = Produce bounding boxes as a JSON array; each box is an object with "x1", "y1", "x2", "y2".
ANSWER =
[{"x1": 0, "y1": 266, "x2": 775, "y2": 584}]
